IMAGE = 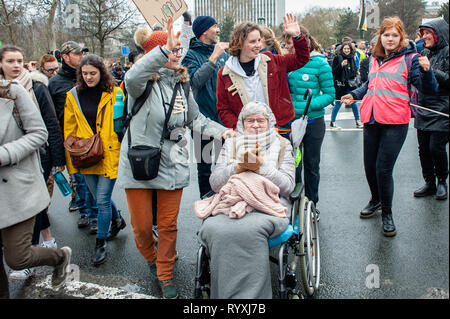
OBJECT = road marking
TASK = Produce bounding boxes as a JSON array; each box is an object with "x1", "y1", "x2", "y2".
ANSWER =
[{"x1": 35, "y1": 275, "x2": 157, "y2": 299}]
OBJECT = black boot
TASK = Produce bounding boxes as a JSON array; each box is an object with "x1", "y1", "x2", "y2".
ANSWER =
[
  {"x1": 435, "y1": 178, "x2": 448, "y2": 200},
  {"x1": 360, "y1": 200, "x2": 381, "y2": 218},
  {"x1": 413, "y1": 180, "x2": 436, "y2": 197},
  {"x1": 381, "y1": 208, "x2": 396, "y2": 237},
  {"x1": 92, "y1": 238, "x2": 107, "y2": 266},
  {"x1": 106, "y1": 215, "x2": 126, "y2": 241}
]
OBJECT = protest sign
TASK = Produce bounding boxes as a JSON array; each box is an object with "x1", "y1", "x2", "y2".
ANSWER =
[{"x1": 132, "y1": 0, "x2": 188, "y2": 30}]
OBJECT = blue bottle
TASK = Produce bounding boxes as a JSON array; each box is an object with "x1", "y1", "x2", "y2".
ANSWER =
[
  {"x1": 113, "y1": 90, "x2": 125, "y2": 134},
  {"x1": 53, "y1": 171, "x2": 73, "y2": 197}
]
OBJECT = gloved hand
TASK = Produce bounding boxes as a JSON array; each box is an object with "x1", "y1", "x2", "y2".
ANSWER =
[{"x1": 236, "y1": 143, "x2": 264, "y2": 173}]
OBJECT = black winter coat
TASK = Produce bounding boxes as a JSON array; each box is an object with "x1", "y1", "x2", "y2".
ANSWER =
[
  {"x1": 48, "y1": 60, "x2": 77, "y2": 131},
  {"x1": 332, "y1": 53, "x2": 358, "y2": 99},
  {"x1": 415, "y1": 18, "x2": 449, "y2": 132},
  {"x1": 32, "y1": 79, "x2": 66, "y2": 167}
]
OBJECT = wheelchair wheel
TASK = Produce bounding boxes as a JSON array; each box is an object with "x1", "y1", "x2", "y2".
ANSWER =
[{"x1": 298, "y1": 199, "x2": 320, "y2": 296}]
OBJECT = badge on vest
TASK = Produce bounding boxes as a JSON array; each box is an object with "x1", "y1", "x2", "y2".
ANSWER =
[{"x1": 302, "y1": 74, "x2": 309, "y2": 81}]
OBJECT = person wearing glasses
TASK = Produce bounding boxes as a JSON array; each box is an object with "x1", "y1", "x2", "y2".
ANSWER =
[
  {"x1": 118, "y1": 17, "x2": 235, "y2": 299},
  {"x1": 182, "y1": 15, "x2": 229, "y2": 198},
  {"x1": 39, "y1": 54, "x2": 59, "y2": 79}
]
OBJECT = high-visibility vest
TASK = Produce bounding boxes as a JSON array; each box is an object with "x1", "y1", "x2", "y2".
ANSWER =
[{"x1": 360, "y1": 53, "x2": 417, "y2": 124}]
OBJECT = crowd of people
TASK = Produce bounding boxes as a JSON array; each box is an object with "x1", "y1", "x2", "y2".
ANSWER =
[{"x1": 0, "y1": 8, "x2": 448, "y2": 300}]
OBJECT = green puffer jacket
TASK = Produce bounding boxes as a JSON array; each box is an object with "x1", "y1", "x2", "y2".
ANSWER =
[{"x1": 288, "y1": 51, "x2": 335, "y2": 120}]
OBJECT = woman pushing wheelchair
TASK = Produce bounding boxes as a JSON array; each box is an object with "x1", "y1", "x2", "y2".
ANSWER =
[{"x1": 194, "y1": 101, "x2": 296, "y2": 298}]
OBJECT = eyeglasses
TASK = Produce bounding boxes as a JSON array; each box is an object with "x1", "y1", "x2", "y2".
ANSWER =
[
  {"x1": 244, "y1": 118, "x2": 267, "y2": 125},
  {"x1": 171, "y1": 48, "x2": 184, "y2": 55},
  {"x1": 43, "y1": 67, "x2": 59, "y2": 74}
]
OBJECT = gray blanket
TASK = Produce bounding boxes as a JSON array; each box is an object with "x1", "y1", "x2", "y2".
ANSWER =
[{"x1": 198, "y1": 212, "x2": 289, "y2": 299}]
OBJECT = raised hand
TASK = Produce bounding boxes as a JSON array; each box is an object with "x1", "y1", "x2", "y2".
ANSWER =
[
  {"x1": 166, "y1": 15, "x2": 181, "y2": 51},
  {"x1": 282, "y1": 13, "x2": 301, "y2": 37}
]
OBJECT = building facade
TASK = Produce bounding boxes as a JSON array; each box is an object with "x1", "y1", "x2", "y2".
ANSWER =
[{"x1": 194, "y1": 0, "x2": 285, "y2": 27}]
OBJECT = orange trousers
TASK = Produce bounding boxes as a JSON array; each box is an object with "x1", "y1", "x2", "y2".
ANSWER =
[{"x1": 125, "y1": 188, "x2": 183, "y2": 281}]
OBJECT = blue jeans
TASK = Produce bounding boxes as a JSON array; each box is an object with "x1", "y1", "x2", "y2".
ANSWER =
[
  {"x1": 71, "y1": 172, "x2": 98, "y2": 220},
  {"x1": 331, "y1": 101, "x2": 360, "y2": 122},
  {"x1": 83, "y1": 174, "x2": 119, "y2": 239}
]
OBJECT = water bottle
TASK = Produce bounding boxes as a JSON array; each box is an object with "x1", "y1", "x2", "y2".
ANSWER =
[
  {"x1": 113, "y1": 90, "x2": 125, "y2": 134},
  {"x1": 52, "y1": 171, "x2": 73, "y2": 197}
]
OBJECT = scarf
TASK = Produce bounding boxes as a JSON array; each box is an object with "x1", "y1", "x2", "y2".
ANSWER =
[
  {"x1": 0, "y1": 69, "x2": 39, "y2": 108},
  {"x1": 234, "y1": 128, "x2": 277, "y2": 162},
  {"x1": 339, "y1": 52, "x2": 358, "y2": 81}
]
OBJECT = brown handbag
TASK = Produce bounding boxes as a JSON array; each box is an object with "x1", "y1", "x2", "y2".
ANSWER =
[{"x1": 64, "y1": 107, "x2": 105, "y2": 169}]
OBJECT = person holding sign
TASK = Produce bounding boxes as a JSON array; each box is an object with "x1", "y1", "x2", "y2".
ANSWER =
[{"x1": 118, "y1": 16, "x2": 235, "y2": 299}]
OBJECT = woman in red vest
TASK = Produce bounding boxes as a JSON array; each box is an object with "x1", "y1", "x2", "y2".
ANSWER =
[{"x1": 341, "y1": 17, "x2": 438, "y2": 237}]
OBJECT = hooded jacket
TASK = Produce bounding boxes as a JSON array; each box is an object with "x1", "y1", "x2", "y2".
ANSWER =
[
  {"x1": 415, "y1": 18, "x2": 449, "y2": 132},
  {"x1": 117, "y1": 46, "x2": 226, "y2": 190},
  {"x1": 64, "y1": 86, "x2": 122, "y2": 179},
  {"x1": 182, "y1": 37, "x2": 228, "y2": 123},
  {"x1": 216, "y1": 35, "x2": 310, "y2": 129},
  {"x1": 48, "y1": 60, "x2": 77, "y2": 129}
]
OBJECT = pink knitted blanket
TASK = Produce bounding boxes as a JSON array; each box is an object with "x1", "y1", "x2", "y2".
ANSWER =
[{"x1": 194, "y1": 171, "x2": 287, "y2": 219}]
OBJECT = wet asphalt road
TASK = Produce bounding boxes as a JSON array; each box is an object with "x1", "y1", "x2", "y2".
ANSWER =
[{"x1": 6, "y1": 107, "x2": 449, "y2": 300}]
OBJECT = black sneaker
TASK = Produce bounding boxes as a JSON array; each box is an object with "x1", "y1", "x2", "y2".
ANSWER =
[
  {"x1": 381, "y1": 210, "x2": 397, "y2": 237},
  {"x1": 92, "y1": 239, "x2": 107, "y2": 266},
  {"x1": 68, "y1": 199, "x2": 78, "y2": 212},
  {"x1": 360, "y1": 201, "x2": 381, "y2": 218},
  {"x1": 77, "y1": 216, "x2": 90, "y2": 228},
  {"x1": 413, "y1": 183, "x2": 436, "y2": 197},
  {"x1": 89, "y1": 220, "x2": 98, "y2": 235},
  {"x1": 51, "y1": 247, "x2": 72, "y2": 289},
  {"x1": 106, "y1": 216, "x2": 126, "y2": 241}
]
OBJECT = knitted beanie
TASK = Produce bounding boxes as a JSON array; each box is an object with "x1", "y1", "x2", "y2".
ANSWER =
[
  {"x1": 134, "y1": 28, "x2": 168, "y2": 54},
  {"x1": 192, "y1": 16, "x2": 217, "y2": 39}
]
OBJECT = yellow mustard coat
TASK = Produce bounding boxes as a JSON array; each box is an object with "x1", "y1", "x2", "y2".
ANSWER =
[{"x1": 64, "y1": 86, "x2": 122, "y2": 179}]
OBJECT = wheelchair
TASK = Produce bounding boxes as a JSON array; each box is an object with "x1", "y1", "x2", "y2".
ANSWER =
[{"x1": 193, "y1": 89, "x2": 321, "y2": 299}]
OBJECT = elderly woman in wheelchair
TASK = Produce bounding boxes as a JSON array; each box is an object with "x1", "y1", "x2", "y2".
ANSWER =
[{"x1": 194, "y1": 101, "x2": 296, "y2": 298}]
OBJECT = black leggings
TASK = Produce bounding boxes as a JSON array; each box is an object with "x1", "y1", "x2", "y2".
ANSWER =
[{"x1": 363, "y1": 123, "x2": 408, "y2": 210}]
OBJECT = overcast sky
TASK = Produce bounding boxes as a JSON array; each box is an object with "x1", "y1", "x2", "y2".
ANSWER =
[{"x1": 184, "y1": 0, "x2": 446, "y2": 14}]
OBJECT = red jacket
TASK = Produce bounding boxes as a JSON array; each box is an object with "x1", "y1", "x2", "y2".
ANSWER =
[{"x1": 216, "y1": 35, "x2": 310, "y2": 129}]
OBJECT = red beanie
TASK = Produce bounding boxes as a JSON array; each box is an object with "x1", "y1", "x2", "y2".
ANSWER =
[
  {"x1": 142, "y1": 31, "x2": 168, "y2": 53},
  {"x1": 134, "y1": 28, "x2": 168, "y2": 54}
]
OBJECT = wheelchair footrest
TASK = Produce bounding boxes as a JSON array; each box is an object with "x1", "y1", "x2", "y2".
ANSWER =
[{"x1": 268, "y1": 224, "x2": 294, "y2": 248}]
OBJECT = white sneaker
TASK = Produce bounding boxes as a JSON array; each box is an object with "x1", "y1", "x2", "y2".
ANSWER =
[
  {"x1": 40, "y1": 238, "x2": 57, "y2": 249},
  {"x1": 329, "y1": 122, "x2": 342, "y2": 130},
  {"x1": 9, "y1": 268, "x2": 34, "y2": 280},
  {"x1": 356, "y1": 120, "x2": 364, "y2": 129}
]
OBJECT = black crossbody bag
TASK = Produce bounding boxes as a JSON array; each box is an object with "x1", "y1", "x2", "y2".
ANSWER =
[{"x1": 127, "y1": 81, "x2": 183, "y2": 181}]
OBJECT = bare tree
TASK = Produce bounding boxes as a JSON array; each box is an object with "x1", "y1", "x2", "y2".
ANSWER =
[
  {"x1": 0, "y1": 0, "x2": 27, "y2": 44},
  {"x1": 74, "y1": 0, "x2": 136, "y2": 57}
]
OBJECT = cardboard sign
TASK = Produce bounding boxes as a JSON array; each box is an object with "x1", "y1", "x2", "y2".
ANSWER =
[{"x1": 132, "y1": 0, "x2": 188, "y2": 30}]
